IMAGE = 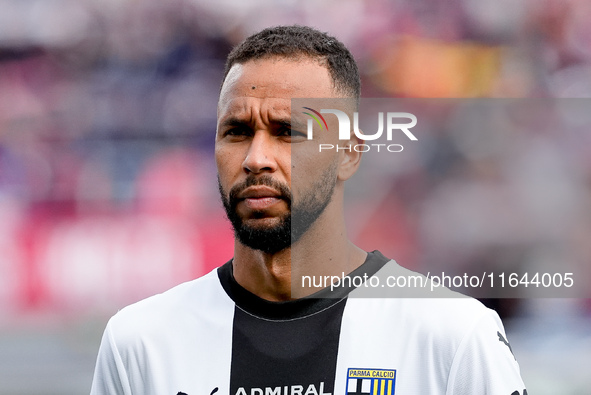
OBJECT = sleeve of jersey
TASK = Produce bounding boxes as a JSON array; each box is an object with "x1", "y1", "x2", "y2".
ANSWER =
[
  {"x1": 445, "y1": 309, "x2": 527, "y2": 395},
  {"x1": 90, "y1": 320, "x2": 132, "y2": 395}
]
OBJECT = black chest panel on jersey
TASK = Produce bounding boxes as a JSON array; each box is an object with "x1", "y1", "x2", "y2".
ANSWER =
[
  {"x1": 230, "y1": 298, "x2": 346, "y2": 394},
  {"x1": 218, "y1": 252, "x2": 389, "y2": 395}
]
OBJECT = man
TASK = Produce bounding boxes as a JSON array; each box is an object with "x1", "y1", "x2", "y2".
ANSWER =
[{"x1": 91, "y1": 25, "x2": 527, "y2": 395}]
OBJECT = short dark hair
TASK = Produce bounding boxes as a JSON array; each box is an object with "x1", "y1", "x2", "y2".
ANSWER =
[{"x1": 222, "y1": 25, "x2": 360, "y2": 99}]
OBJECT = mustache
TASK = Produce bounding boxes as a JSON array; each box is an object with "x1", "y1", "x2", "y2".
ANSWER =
[{"x1": 228, "y1": 175, "x2": 292, "y2": 206}]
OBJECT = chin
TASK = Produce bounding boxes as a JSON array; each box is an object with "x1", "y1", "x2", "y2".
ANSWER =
[{"x1": 243, "y1": 217, "x2": 284, "y2": 229}]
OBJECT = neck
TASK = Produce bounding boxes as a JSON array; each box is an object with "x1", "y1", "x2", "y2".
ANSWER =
[{"x1": 232, "y1": 196, "x2": 367, "y2": 301}]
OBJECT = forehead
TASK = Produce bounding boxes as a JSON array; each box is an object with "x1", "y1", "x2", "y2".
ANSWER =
[{"x1": 218, "y1": 58, "x2": 337, "y2": 119}]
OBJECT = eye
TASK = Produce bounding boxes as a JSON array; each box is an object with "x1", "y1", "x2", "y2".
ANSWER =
[
  {"x1": 223, "y1": 127, "x2": 252, "y2": 138},
  {"x1": 279, "y1": 126, "x2": 307, "y2": 140},
  {"x1": 278, "y1": 126, "x2": 292, "y2": 136}
]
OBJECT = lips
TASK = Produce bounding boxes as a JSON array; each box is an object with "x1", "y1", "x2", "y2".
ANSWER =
[
  {"x1": 237, "y1": 186, "x2": 284, "y2": 211},
  {"x1": 237, "y1": 186, "x2": 282, "y2": 199}
]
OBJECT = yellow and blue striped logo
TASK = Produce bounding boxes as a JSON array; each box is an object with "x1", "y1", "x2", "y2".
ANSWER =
[{"x1": 346, "y1": 368, "x2": 396, "y2": 395}]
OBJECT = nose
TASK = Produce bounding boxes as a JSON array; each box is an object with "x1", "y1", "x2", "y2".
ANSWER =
[{"x1": 242, "y1": 131, "x2": 278, "y2": 174}]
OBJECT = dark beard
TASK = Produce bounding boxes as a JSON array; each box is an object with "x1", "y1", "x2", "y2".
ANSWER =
[{"x1": 219, "y1": 164, "x2": 337, "y2": 254}]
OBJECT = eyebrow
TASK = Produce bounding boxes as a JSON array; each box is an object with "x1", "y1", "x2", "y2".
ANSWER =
[
  {"x1": 219, "y1": 117, "x2": 251, "y2": 129},
  {"x1": 275, "y1": 119, "x2": 292, "y2": 128},
  {"x1": 219, "y1": 117, "x2": 304, "y2": 130},
  {"x1": 274, "y1": 118, "x2": 309, "y2": 132}
]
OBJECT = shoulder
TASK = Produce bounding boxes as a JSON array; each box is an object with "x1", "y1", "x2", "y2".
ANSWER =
[
  {"x1": 344, "y1": 260, "x2": 518, "y2": 382},
  {"x1": 347, "y1": 259, "x2": 501, "y2": 345},
  {"x1": 92, "y1": 267, "x2": 237, "y2": 393},
  {"x1": 105, "y1": 268, "x2": 233, "y2": 345}
]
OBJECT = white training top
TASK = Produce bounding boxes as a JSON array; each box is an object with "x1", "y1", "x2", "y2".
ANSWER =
[{"x1": 91, "y1": 251, "x2": 527, "y2": 395}]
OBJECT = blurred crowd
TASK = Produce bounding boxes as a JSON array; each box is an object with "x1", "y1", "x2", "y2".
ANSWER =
[
  {"x1": 1, "y1": 0, "x2": 591, "y2": 315},
  {"x1": 1, "y1": 0, "x2": 591, "y2": 393}
]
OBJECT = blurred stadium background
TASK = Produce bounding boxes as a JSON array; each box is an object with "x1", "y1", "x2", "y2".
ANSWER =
[{"x1": 0, "y1": 0, "x2": 590, "y2": 393}]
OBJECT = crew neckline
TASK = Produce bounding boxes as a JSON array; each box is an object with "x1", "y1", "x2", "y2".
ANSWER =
[{"x1": 217, "y1": 250, "x2": 389, "y2": 320}]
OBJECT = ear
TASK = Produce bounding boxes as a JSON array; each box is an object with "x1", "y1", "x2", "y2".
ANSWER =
[{"x1": 337, "y1": 133, "x2": 363, "y2": 181}]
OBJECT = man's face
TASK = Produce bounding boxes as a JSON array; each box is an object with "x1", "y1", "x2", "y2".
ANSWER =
[{"x1": 215, "y1": 57, "x2": 341, "y2": 253}]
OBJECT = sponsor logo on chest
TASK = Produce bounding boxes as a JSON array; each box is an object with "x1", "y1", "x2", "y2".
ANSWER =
[{"x1": 235, "y1": 382, "x2": 331, "y2": 395}]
